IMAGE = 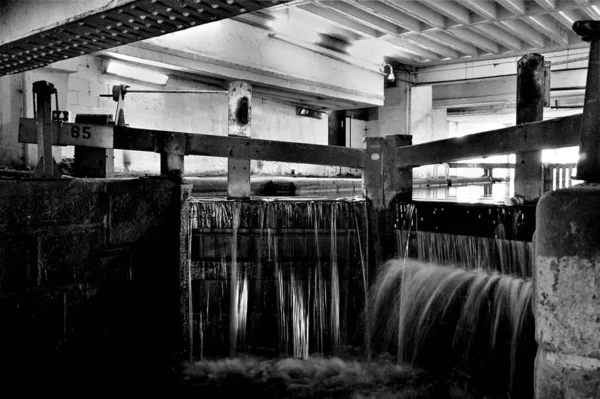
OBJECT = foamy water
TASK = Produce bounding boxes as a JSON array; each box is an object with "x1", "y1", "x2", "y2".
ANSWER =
[{"x1": 181, "y1": 355, "x2": 477, "y2": 398}]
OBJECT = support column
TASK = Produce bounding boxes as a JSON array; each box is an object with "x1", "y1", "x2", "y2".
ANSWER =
[
  {"x1": 363, "y1": 134, "x2": 412, "y2": 269},
  {"x1": 514, "y1": 54, "x2": 545, "y2": 201},
  {"x1": 534, "y1": 20, "x2": 600, "y2": 399},
  {"x1": 227, "y1": 81, "x2": 251, "y2": 199}
]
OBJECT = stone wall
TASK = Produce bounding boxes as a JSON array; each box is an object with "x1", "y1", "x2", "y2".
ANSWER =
[{"x1": 0, "y1": 177, "x2": 190, "y2": 391}]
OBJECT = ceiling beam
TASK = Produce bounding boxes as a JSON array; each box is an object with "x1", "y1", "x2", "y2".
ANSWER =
[
  {"x1": 381, "y1": 0, "x2": 447, "y2": 29},
  {"x1": 317, "y1": 1, "x2": 408, "y2": 35},
  {"x1": 496, "y1": 19, "x2": 547, "y2": 48},
  {"x1": 533, "y1": 0, "x2": 558, "y2": 11},
  {"x1": 402, "y1": 33, "x2": 461, "y2": 59},
  {"x1": 422, "y1": 30, "x2": 480, "y2": 57},
  {"x1": 385, "y1": 37, "x2": 442, "y2": 60},
  {"x1": 275, "y1": 8, "x2": 362, "y2": 41},
  {"x1": 446, "y1": 27, "x2": 501, "y2": 54},
  {"x1": 572, "y1": 0, "x2": 600, "y2": 19},
  {"x1": 252, "y1": 86, "x2": 356, "y2": 109},
  {"x1": 340, "y1": 0, "x2": 424, "y2": 32},
  {"x1": 296, "y1": 3, "x2": 384, "y2": 38},
  {"x1": 552, "y1": 9, "x2": 581, "y2": 30},
  {"x1": 526, "y1": 14, "x2": 569, "y2": 45},
  {"x1": 495, "y1": 0, "x2": 527, "y2": 15},
  {"x1": 455, "y1": 0, "x2": 497, "y2": 20},
  {"x1": 470, "y1": 23, "x2": 524, "y2": 51},
  {"x1": 419, "y1": 0, "x2": 471, "y2": 25}
]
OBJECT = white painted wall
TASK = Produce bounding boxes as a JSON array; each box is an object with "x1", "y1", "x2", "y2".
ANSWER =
[{"x1": 19, "y1": 55, "x2": 331, "y2": 176}]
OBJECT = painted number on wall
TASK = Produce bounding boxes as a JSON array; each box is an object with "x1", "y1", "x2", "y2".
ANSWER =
[{"x1": 71, "y1": 125, "x2": 92, "y2": 139}]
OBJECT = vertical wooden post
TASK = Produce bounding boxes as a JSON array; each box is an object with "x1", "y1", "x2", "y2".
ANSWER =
[
  {"x1": 159, "y1": 133, "x2": 185, "y2": 177},
  {"x1": 514, "y1": 54, "x2": 545, "y2": 201},
  {"x1": 227, "y1": 81, "x2": 252, "y2": 198},
  {"x1": 32, "y1": 81, "x2": 61, "y2": 178},
  {"x1": 542, "y1": 165, "x2": 553, "y2": 194},
  {"x1": 573, "y1": 21, "x2": 600, "y2": 183},
  {"x1": 363, "y1": 134, "x2": 413, "y2": 270},
  {"x1": 177, "y1": 183, "x2": 193, "y2": 363},
  {"x1": 385, "y1": 134, "x2": 413, "y2": 204}
]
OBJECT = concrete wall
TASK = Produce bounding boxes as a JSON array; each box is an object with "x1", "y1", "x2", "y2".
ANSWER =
[
  {"x1": 0, "y1": 177, "x2": 188, "y2": 390},
  {"x1": 409, "y1": 86, "x2": 449, "y2": 179},
  {"x1": 0, "y1": 74, "x2": 25, "y2": 168}
]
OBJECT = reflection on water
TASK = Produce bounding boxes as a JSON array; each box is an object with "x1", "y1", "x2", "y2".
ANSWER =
[{"x1": 413, "y1": 182, "x2": 513, "y2": 203}]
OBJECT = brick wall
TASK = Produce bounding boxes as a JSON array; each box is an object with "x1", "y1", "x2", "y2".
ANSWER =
[{"x1": 0, "y1": 177, "x2": 190, "y2": 391}]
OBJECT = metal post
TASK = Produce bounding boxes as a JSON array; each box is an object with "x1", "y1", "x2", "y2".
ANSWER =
[
  {"x1": 32, "y1": 81, "x2": 61, "y2": 178},
  {"x1": 514, "y1": 53, "x2": 545, "y2": 201},
  {"x1": 227, "y1": 81, "x2": 252, "y2": 198},
  {"x1": 573, "y1": 21, "x2": 600, "y2": 182}
]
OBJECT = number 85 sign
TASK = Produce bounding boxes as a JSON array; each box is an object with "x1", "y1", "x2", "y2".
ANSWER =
[{"x1": 59, "y1": 123, "x2": 113, "y2": 148}]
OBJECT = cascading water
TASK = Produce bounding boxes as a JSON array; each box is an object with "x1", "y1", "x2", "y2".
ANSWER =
[
  {"x1": 393, "y1": 202, "x2": 535, "y2": 279},
  {"x1": 186, "y1": 197, "x2": 538, "y2": 398},
  {"x1": 369, "y1": 259, "x2": 536, "y2": 398},
  {"x1": 189, "y1": 198, "x2": 368, "y2": 360}
]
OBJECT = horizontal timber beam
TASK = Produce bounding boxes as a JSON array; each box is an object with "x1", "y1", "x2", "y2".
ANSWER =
[
  {"x1": 395, "y1": 114, "x2": 582, "y2": 167},
  {"x1": 447, "y1": 162, "x2": 515, "y2": 168},
  {"x1": 19, "y1": 114, "x2": 582, "y2": 172},
  {"x1": 18, "y1": 118, "x2": 365, "y2": 169}
]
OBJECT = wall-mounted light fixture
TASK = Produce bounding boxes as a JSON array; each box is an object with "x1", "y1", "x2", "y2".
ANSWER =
[
  {"x1": 103, "y1": 60, "x2": 169, "y2": 85},
  {"x1": 380, "y1": 63, "x2": 395, "y2": 82},
  {"x1": 296, "y1": 106, "x2": 326, "y2": 119}
]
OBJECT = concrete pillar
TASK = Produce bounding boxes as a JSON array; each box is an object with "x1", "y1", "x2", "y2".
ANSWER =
[
  {"x1": 534, "y1": 187, "x2": 600, "y2": 398},
  {"x1": 534, "y1": 21, "x2": 600, "y2": 399},
  {"x1": 378, "y1": 78, "x2": 410, "y2": 137},
  {"x1": 409, "y1": 85, "x2": 448, "y2": 179}
]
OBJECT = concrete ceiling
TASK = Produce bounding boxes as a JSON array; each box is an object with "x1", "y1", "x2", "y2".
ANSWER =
[
  {"x1": 2, "y1": 0, "x2": 597, "y2": 114},
  {"x1": 0, "y1": 0, "x2": 292, "y2": 76},
  {"x1": 250, "y1": 0, "x2": 598, "y2": 66}
]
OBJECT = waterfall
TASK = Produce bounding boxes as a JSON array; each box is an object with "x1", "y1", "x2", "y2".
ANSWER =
[
  {"x1": 189, "y1": 198, "x2": 368, "y2": 360},
  {"x1": 369, "y1": 259, "x2": 536, "y2": 397}
]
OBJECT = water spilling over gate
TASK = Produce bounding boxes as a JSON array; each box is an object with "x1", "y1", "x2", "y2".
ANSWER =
[{"x1": 188, "y1": 197, "x2": 369, "y2": 360}]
